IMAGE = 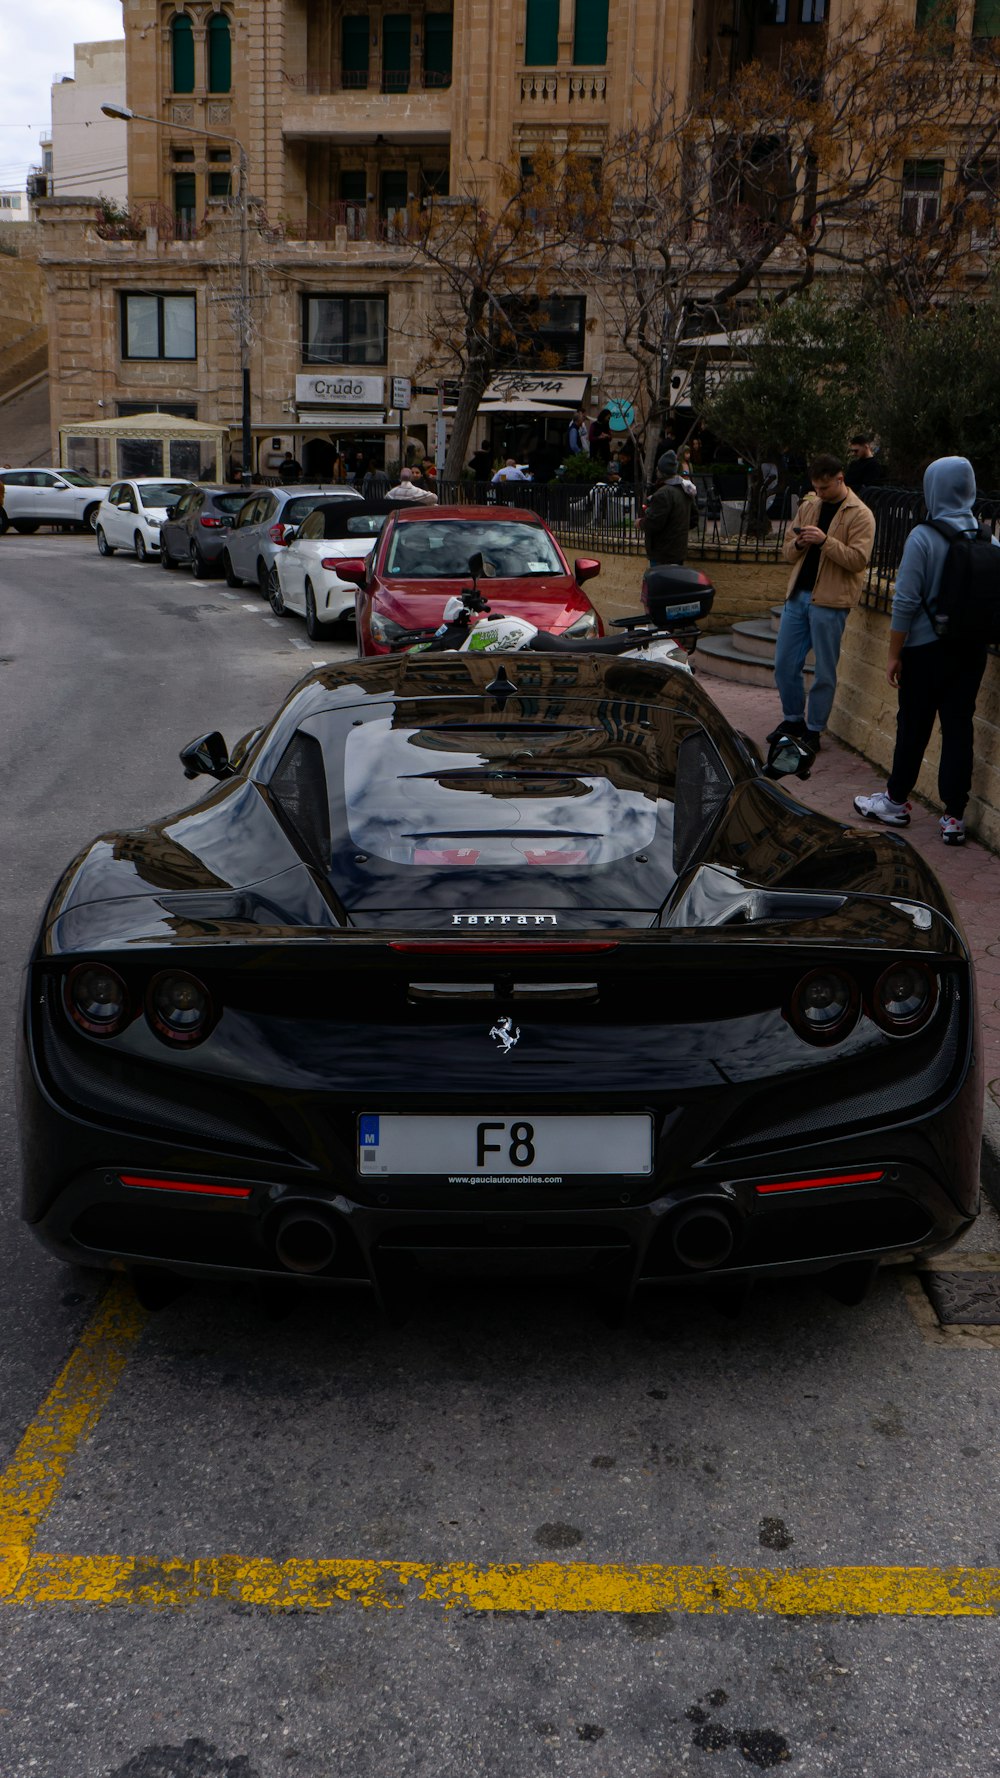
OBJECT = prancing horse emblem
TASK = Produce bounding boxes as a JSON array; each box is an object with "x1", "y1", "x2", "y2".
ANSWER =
[{"x1": 489, "y1": 1015, "x2": 520, "y2": 1055}]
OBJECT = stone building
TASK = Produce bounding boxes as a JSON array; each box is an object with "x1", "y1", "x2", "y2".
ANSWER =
[{"x1": 36, "y1": 0, "x2": 1000, "y2": 482}]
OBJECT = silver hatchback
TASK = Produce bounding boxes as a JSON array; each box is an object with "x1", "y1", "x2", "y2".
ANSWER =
[{"x1": 223, "y1": 485, "x2": 363, "y2": 594}]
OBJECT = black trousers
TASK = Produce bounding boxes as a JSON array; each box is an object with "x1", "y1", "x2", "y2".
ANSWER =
[{"x1": 886, "y1": 639, "x2": 989, "y2": 818}]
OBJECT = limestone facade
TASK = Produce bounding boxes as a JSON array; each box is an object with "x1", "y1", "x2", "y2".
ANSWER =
[{"x1": 35, "y1": 0, "x2": 993, "y2": 479}]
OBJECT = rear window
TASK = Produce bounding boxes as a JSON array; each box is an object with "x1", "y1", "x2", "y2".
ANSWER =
[
  {"x1": 215, "y1": 493, "x2": 251, "y2": 515},
  {"x1": 384, "y1": 519, "x2": 563, "y2": 578},
  {"x1": 283, "y1": 496, "x2": 326, "y2": 526},
  {"x1": 139, "y1": 482, "x2": 187, "y2": 508}
]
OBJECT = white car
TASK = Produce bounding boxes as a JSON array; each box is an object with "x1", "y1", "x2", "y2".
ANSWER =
[
  {"x1": 95, "y1": 479, "x2": 192, "y2": 562},
  {"x1": 271, "y1": 498, "x2": 388, "y2": 637},
  {"x1": 0, "y1": 467, "x2": 111, "y2": 534}
]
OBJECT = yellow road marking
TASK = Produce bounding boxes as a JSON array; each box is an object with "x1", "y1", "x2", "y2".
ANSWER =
[
  {"x1": 0, "y1": 1281, "x2": 146, "y2": 1598},
  {"x1": 3, "y1": 1278, "x2": 1000, "y2": 1619},
  {"x1": 9, "y1": 1555, "x2": 1000, "y2": 1616}
]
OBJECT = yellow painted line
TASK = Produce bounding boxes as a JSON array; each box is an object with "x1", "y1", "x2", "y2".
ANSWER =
[
  {"x1": 9, "y1": 1556, "x2": 1000, "y2": 1616},
  {"x1": 0, "y1": 1281, "x2": 146, "y2": 1599}
]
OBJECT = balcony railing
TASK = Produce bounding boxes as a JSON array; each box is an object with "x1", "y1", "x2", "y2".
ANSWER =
[
  {"x1": 518, "y1": 70, "x2": 608, "y2": 104},
  {"x1": 297, "y1": 67, "x2": 452, "y2": 94},
  {"x1": 286, "y1": 201, "x2": 413, "y2": 243}
]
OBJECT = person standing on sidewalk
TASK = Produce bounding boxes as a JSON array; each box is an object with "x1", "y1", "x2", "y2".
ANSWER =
[
  {"x1": 769, "y1": 453, "x2": 876, "y2": 757},
  {"x1": 853, "y1": 455, "x2": 995, "y2": 846}
]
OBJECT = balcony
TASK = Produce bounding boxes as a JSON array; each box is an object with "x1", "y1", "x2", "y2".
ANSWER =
[
  {"x1": 282, "y1": 77, "x2": 452, "y2": 142},
  {"x1": 283, "y1": 201, "x2": 413, "y2": 245},
  {"x1": 517, "y1": 69, "x2": 609, "y2": 115}
]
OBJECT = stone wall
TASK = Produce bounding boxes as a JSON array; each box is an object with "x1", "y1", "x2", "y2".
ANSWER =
[
  {"x1": 830, "y1": 606, "x2": 1000, "y2": 853},
  {"x1": 587, "y1": 549, "x2": 788, "y2": 635},
  {"x1": 0, "y1": 247, "x2": 47, "y2": 402}
]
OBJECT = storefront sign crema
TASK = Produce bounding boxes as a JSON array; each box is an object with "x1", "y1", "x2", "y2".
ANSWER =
[{"x1": 295, "y1": 374, "x2": 386, "y2": 406}]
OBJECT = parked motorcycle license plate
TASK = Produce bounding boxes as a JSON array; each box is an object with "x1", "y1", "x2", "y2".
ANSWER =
[
  {"x1": 660, "y1": 600, "x2": 701, "y2": 618},
  {"x1": 357, "y1": 1115, "x2": 653, "y2": 1177}
]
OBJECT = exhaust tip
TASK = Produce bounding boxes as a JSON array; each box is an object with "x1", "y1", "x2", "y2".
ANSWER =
[
  {"x1": 274, "y1": 1208, "x2": 338, "y2": 1276},
  {"x1": 671, "y1": 1205, "x2": 736, "y2": 1272}
]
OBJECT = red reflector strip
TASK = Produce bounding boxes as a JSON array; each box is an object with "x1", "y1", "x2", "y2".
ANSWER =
[
  {"x1": 755, "y1": 1170, "x2": 885, "y2": 1197},
  {"x1": 388, "y1": 940, "x2": 619, "y2": 954},
  {"x1": 120, "y1": 1174, "x2": 251, "y2": 1199}
]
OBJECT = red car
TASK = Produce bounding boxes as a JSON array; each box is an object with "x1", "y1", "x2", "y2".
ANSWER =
[{"x1": 340, "y1": 505, "x2": 604, "y2": 656}]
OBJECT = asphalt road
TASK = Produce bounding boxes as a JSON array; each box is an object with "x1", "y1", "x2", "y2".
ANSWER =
[{"x1": 2, "y1": 534, "x2": 1000, "y2": 1778}]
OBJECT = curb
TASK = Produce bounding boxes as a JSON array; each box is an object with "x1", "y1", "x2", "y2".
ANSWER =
[{"x1": 982, "y1": 1091, "x2": 1000, "y2": 1214}]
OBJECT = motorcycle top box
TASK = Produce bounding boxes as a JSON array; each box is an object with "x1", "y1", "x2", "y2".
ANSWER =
[{"x1": 642, "y1": 565, "x2": 716, "y2": 628}]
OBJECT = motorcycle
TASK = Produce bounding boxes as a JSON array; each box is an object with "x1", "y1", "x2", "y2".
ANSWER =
[{"x1": 402, "y1": 555, "x2": 717, "y2": 673}]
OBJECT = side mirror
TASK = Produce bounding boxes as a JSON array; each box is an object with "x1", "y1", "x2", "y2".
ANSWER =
[
  {"x1": 468, "y1": 550, "x2": 486, "y2": 579},
  {"x1": 765, "y1": 735, "x2": 812, "y2": 781},
  {"x1": 165, "y1": 505, "x2": 178, "y2": 520},
  {"x1": 575, "y1": 557, "x2": 601, "y2": 583},
  {"x1": 180, "y1": 731, "x2": 234, "y2": 781},
  {"x1": 281, "y1": 525, "x2": 298, "y2": 544},
  {"x1": 336, "y1": 557, "x2": 369, "y2": 586},
  {"x1": 53, "y1": 479, "x2": 69, "y2": 490}
]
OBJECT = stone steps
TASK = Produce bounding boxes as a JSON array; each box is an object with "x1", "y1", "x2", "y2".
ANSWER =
[{"x1": 698, "y1": 603, "x2": 814, "y2": 687}]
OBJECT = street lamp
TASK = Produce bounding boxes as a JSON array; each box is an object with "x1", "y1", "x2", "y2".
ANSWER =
[{"x1": 102, "y1": 102, "x2": 253, "y2": 483}]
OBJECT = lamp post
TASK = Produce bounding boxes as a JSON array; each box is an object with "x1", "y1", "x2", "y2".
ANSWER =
[{"x1": 102, "y1": 103, "x2": 253, "y2": 483}]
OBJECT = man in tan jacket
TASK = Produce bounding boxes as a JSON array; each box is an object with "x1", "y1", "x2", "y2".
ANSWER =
[{"x1": 769, "y1": 453, "x2": 876, "y2": 755}]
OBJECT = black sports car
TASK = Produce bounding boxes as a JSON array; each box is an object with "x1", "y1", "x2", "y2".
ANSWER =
[{"x1": 19, "y1": 652, "x2": 981, "y2": 1308}]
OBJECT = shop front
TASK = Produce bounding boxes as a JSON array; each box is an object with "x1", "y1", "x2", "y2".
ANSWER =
[{"x1": 451, "y1": 373, "x2": 592, "y2": 479}]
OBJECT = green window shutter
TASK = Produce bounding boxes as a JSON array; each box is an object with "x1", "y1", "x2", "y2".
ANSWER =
[
  {"x1": 424, "y1": 13, "x2": 453, "y2": 78},
  {"x1": 524, "y1": 0, "x2": 558, "y2": 64},
  {"x1": 573, "y1": 0, "x2": 608, "y2": 64},
  {"x1": 208, "y1": 12, "x2": 232, "y2": 93},
  {"x1": 342, "y1": 15, "x2": 369, "y2": 74},
  {"x1": 973, "y1": 0, "x2": 1000, "y2": 34},
  {"x1": 383, "y1": 14, "x2": 411, "y2": 83},
  {"x1": 171, "y1": 15, "x2": 195, "y2": 93}
]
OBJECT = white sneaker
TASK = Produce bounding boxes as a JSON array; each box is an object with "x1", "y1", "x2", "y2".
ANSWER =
[
  {"x1": 853, "y1": 791, "x2": 911, "y2": 827},
  {"x1": 940, "y1": 816, "x2": 965, "y2": 846}
]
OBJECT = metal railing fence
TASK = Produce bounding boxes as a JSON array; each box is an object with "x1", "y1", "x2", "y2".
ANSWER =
[{"x1": 861, "y1": 485, "x2": 1000, "y2": 613}]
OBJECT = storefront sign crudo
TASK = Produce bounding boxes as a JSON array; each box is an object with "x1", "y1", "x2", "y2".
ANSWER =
[{"x1": 295, "y1": 374, "x2": 386, "y2": 406}]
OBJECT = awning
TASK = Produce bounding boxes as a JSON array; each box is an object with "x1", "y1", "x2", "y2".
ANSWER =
[
  {"x1": 253, "y1": 415, "x2": 399, "y2": 433},
  {"x1": 444, "y1": 396, "x2": 578, "y2": 417}
]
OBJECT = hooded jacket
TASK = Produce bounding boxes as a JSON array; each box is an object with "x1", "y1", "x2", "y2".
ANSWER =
[{"x1": 891, "y1": 456, "x2": 993, "y2": 649}]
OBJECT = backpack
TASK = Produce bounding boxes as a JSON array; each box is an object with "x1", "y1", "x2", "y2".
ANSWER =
[{"x1": 919, "y1": 518, "x2": 1000, "y2": 644}]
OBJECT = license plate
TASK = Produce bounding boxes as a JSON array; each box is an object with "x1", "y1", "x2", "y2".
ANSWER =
[
  {"x1": 660, "y1": 600, "x2": 701, "y2": 618},
  {"x1": 357, "y1": 1115, "x2": 653, "y2": 1178}
]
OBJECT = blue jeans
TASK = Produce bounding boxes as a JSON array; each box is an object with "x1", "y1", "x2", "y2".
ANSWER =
[{"x1": 773, "y1": 593, "x2": 849, "y2": 734}]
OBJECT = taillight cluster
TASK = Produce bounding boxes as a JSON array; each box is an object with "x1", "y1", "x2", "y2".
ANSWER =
[
  {"x1": 786, "y1": 963, "x2": 938, "y2": 1046},
  {"x1": 64, "y1": 964, "x2": 214, "y2": 1047},
  {"x1": 199, "y1": 514, "x2": 224, "y2": 529},
  {"x1": 268, "y1": 521, "x2": 286, "y2": 544}
]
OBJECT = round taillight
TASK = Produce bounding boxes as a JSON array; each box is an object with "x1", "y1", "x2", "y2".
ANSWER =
[
  {"x1": 148, "y1": 971, "x2": 212, "y2": 1045},
  {"x1": 872, "y1": 962, "x2": 936, "y2": 1034},
  {"x1": 66, "y1": 963, "x2": 129, "y2": 1037},
  {"x1": 788, "y1": 968, "x2": 859, "y2": 1045}
]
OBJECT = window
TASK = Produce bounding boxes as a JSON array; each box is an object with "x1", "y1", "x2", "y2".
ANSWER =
[
  {"x1": 424, "y1": 12, "x2": 453, "y2": 85},
  {"x1": 758, "y1": 0, "x2": 788, "y2": 20},
  {"x1": 494, "y1": 296, "x2": 587, "y2": 370},
  {"x1": 973, "y1": 0, "x2": 1000, "y2": 35},
  {"x1": 800, "y1": 0, "x2": 825, "y2": 17},
  {"x1": 208, "y1": 172, "x2": 232, "y2": 200},
  {"x1": 174, "y1": 171, "x2": 196, "y2": 232},
  {"x1": 383, "y1": 14, "x2": 411, "y2": 90},
  {"x1": 302, "y1": 295, "x2": 388, "y2": 364},
  {"x1": 0, "y1": 194, "x2": 22, "y2": 210},
  {"x1": 573, "y1": 0, "x2": 608, "y2": 65},
  {"x1": 962, "y1": 158, "x2": 999, "y2": 244},
  {"x1": 121, "y1": 292, "x2": 197, "y2": 360},
  {"x1": 901, "y1": 159, "x2": 943, "y2": 232},
  {"x1": 524, "y1": 0, "x2": 559, "y2": 64},
  {"x1": 171, "y1": 13, "x2": 195, "y2": 93},
  {"x1": 380, "y1": 168, "x2": 408, "y2": 232},
  {"x1": 342, "y1": 14, "x2": 369, "y2": 86},
  {"x1": 208, "y1": 11, "x2": 232, "y2": 92}
]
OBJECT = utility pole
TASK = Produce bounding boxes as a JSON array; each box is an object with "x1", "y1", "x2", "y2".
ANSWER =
[{"x1": 103, "y1": 103, "x2": 254, "y2": 483}]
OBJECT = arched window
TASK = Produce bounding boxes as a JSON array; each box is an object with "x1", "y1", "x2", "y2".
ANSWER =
[
  {"x1": 208, "y1": 12, "x2": 232, "y2": 93},
  {"x1": 171, "y1": 13, "x2": 195, "y2": 93}
]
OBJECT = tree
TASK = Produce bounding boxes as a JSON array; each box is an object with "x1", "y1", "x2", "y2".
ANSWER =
[
  {"x1": 857, "y1": 287, "x2": 1000, "y2": 486},
  {"x1": 403, "y1": 150, "x2": 600, "y2": 481},
  {"x1": 696, "y1": 287, "x2": 864, "y2": 529},
  {"x1": 571, "y1": 2, "x2": 1000, "y2": 484}
]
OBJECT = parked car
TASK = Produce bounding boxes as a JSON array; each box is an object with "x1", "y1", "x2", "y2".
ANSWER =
[
  {"x1": 347, "y1": 505, "x2": 604, "y2": 656},
  {"x1": 95, "y1": 479, "x2": 191, "y2": 562},
  {"x1": 18, "y1": 650, "x2": 981, "y2": 1307},
  {"x1": 0, "y1": 468, "x2": 110, "y2": 534},
  {"x1": 223, "y1": 485, "x2": 362, "y2": 595},
  {"x1": 159, "y1": 485, "x2": 266, "y2": 577},
  {"x1": 270, "y1": 498, "x2": 392, "y2": 637}
]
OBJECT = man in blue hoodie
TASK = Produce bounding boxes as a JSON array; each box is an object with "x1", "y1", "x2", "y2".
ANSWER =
[{"x1": 853, "y1": 455, "x2": 993, "y2": 846}]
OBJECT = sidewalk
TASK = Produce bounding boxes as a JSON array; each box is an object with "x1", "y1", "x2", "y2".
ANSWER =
[{"x1": 699, "y1": 667, "x2": 1000, "y2": 1199}]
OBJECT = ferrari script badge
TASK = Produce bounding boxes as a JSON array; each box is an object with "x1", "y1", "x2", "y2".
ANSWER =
[{"x1": 489, "y1": 1015, "x2": 520, "y2": 1055}]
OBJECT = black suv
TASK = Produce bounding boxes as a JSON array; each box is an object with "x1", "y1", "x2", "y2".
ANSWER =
[{"x1": 159, "y1": 485, "x2": 266, "y2": 577}]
